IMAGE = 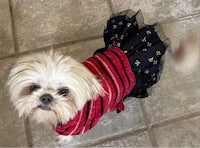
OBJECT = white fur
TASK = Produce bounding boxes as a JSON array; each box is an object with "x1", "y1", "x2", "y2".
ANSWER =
[
  {"x1": 56, "y1": 135, "x2": 73, "y2": 144},
  {"x1": 7, "y1": 50, "x2": 103, "y2": 126}
]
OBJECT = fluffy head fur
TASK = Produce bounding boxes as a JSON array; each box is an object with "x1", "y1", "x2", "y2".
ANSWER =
[{"x1": 7, "y1": 51, "x2": 103, "y2": 125}]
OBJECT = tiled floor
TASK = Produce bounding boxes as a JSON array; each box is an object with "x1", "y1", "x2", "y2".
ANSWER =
[{"x1": 0, "y1": 0, "x2": 200, "y2": 147}]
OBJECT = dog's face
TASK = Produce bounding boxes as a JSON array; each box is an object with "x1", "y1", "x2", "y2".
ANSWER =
[{"x1": 7, "y1": 51, "x2": 102, "y2": 125}]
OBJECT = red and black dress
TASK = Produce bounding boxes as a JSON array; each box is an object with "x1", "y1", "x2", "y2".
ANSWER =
[
  {"x1": 54, "y1": 47, "x2": 135, "y2": 136},
  {"x1": 54, "y1": 9, "x2": 170, "y2": 136},
  {"x1": 95, "y1": 9, "x2": 171, "y2": 98}
]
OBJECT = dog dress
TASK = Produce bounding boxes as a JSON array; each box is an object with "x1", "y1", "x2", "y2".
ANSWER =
[
  {"x1": 54, "y1": 47, "x2": 136, "y2": 135},
  {"x1": 95, "y1": 9, "x2": 171, "y2": 98},
  {"x1": 54, "y1": 9, "x2": 170, "y2": 136}
]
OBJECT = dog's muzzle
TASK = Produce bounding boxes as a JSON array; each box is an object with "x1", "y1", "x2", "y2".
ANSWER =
[{"x1": 39, "y1": 94, "x2": 53, "y2": 110}]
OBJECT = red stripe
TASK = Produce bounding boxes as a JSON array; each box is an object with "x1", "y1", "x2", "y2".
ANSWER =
[
  {"x1": 107, "y1": 47, "x2": 136, "y2": 94},
  {"x1": 84, "y1": 59, "x2": 112, "y2": 112},
  {"x1": 54, "y1": 47, "x2": 136, "y2": 135},
  {"x1": 95, "y1": 54, "x2": 122, "y2": 111}
]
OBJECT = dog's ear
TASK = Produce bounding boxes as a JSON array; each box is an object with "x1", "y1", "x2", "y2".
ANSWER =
[{"x1": 63, "y1": 57, "x2": 104, "y2": 110}]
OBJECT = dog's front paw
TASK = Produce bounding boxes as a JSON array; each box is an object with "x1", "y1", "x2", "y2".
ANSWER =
[{"x1": 56, "y1": 135, "x2": 73, "y2": 144}]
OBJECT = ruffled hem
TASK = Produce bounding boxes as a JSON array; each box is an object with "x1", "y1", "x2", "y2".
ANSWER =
[
  {"x1": 107, "y1": 9, "x2": 172, "y2": 51},
  {"x1": 111, "y1": 9, "x2": 145, "y2": 29},
  {"x1": 154, "y1": 23, "x2": 172, "y2": 52},
  {"x1": 94, "y1": 9, "x2": 172, "y2": 98},
  {"x1": 111, "y1": 9, "x2": 171, "y2": 48}
]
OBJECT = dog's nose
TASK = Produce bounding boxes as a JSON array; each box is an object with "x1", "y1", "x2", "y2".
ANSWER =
[{"x1": 40, "y1": 94, "x2": 53, "y2": 105}]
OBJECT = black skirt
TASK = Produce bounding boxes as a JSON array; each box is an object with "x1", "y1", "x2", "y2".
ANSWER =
[{"x1": 94, "y1": 9, "x2": 171, "y2": 98}]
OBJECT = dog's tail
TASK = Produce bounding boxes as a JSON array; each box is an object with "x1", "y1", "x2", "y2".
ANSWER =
[{"x1": 171, "y1": 33, "x2": 199, "y2": 73}]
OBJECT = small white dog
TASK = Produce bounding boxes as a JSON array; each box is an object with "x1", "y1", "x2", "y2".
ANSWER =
[
  {"x1": 7, "y1": 47, "x2": 135, "y2": 143},
  {"x1": 6, "y1": 8, "x2": 199, "y2": 143},
  {"x1": 7, "y1": 34, "x2": 199, "y2": 143}
]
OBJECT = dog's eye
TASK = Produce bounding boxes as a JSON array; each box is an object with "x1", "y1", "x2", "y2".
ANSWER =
[
  {"x1": 58, "y1": 88, "x2": 69, "y2": 96},
  {"x1": 30, "y1": 84, "x2": 40, "y2": 93}
]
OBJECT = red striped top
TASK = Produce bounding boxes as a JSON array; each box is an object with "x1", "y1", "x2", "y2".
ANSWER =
[{"x1": 54, "y1": 47, "x2": 135, "y2": 136}]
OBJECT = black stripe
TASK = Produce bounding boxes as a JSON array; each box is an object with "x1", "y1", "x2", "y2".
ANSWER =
[
  {"x1": 83, "y1": 101, "x2": 90, "y2": 126},
  {"x1": 115, "y1": 97, "x2": 125, "y2": 112},
  {"x1": 100, "y1": 96, "x2": 104, "y2": 115},
  {"x1": 59, "y1": 127, "x2": 69, "y2": 135},
  {"x1": 111, "y1": 50, "x2": 131, "y2": 89},
  {"x1": 102, "y1": 52, "x2": 125, "y2": 96},
  {"x1": 89, "y1": 118, "x2": 95, "y2": 129},
  {"x1": 74, "y1": 128, "x2": 82, "y2": 135}
]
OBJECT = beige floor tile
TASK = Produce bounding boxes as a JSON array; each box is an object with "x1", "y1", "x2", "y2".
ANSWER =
[
  {"x1": 0, "y1": 58, "x2": 28, "y2": 147},
  {"x1": 0, "y1": 0, "x2": 15, "y2": 58},
  {"x1": 110, "y1": 0, "x2": 200, "y2": 24},
  {"x1": 154, "y1": 116, "x2": 200, "y2": 147},
  {"x1": 11, "y1": 0, "x2": 111, "y2": 52},
  {"x1": 95, "y1": 131, "x2": 152, "y2": 147},
  {"x1": 57, "y1": 38, "x2": 105, "y2": 62}
]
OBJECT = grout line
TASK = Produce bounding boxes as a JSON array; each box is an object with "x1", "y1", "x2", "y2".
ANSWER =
[
  {"x1": 146, "y1": 128, "x2": 158, "y2": 147},
  {"x1": 0, "y1": 53, "x2": 16, "y2": 61},
  {"x1": 107, "y1": 0, "x2": 115, "y2": 14},
  {"x1": 80, "y1": 108, "x2": 200, "y2": 147},
  {"x1": 50, "y1": 35, "x2": 102, "y2": 49},
  {"x1": 139, "y1": 100, "x2": 158, "y2": 147},
  {"x1": 0, "y1": 35, "x2": 103, "y2": 60},
  {"x1": 151, "y1": 110, "x2": 200, "y2": 129},
  {"x1": 139, "y1": 100, "x2": 200, "y2": 147},
  {"x1": 8, "y1": 0, "x2": 20, "y2": 56},
  {"x1": 24, "y1": 118, "x2": 33, "y2": 147},
  {"x1": 82, "y1": 127, "x2": 148, "y2": 147},
  {"x1": 20, "y1": 35, "x2": 102, "y2": 55},
  {"x1": 160, "y1": 12, "x2": 200, "y2": 25}
]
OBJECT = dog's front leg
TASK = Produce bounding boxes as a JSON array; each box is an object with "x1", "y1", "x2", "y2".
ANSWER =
[{"x1": 56, "y1": 135, "x2": 73, "y2": 144}]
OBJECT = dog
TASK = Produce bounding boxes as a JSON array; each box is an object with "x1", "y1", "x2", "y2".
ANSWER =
[
  {"x1": 6, "y1": 35, "x2": 199, "y2": 143},
  {"x1": 6, "y1": 9, "x2": 199, "y2": 143}
]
